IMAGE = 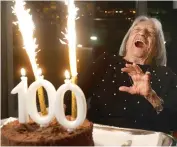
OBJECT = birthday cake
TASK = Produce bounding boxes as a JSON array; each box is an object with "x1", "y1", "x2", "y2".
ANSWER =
[{"x1": 1, "y1": 117, "x2": 94, "y2": 146}]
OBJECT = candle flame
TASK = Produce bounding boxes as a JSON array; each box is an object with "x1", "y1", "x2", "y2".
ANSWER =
[
  {"x1": 65, "y1": 70, "x2": 70, "y2": 79},
  {"x1": 37, "y1": 68, "x2": 42, "y2": 77},
  {"x1": 21, "y1": 68, "x2": 26, "y2": 76},
  {"x1": 12, "y1": 0, "x2": 39, "y2": 78}
]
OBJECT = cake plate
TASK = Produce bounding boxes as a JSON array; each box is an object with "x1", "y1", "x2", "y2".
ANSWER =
[{"x1": 93, "y1": 124, "x2": 176, "y2": 146}]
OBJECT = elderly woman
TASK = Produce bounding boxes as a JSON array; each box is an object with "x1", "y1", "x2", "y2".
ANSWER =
[{"x1": 66, "y1": 16, "x2": 177, "y2": 133}]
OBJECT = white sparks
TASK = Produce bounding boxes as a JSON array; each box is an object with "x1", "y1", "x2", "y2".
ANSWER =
[
  {"x1": 61, "y1": 0, "x2": 78, "y2": 77},
  {"x1": 60, "y1": 39, "x2": 67, "y2": 45},
  {"x1": 12, "y1": 0, "x2": 40, "y2": 78}
]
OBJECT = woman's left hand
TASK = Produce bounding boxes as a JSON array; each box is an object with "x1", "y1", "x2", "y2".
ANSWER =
[
  {"x1": 119, "y1": 63, "x2": 164, "y2": 112},
  {"x1": 119, "y1": 63, "x2": 152, "y2": 97}
]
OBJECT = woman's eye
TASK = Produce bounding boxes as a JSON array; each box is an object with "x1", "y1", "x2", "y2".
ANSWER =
[
  {"x1": 149, "y1": 32, "x2": 155, "y2": 36},
  {"x1": 133, "y1": 28, "x2": 140, "y2": 32}
]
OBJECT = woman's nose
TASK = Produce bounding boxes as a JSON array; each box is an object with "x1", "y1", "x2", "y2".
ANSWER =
[{"x1": 138, "y1": 29, "x2": 146, "y2": 36}]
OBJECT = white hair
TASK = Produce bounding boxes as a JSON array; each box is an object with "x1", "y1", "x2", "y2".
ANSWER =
[{"x1": 119, "y1": 16, "x2": 167, "y2": 66}]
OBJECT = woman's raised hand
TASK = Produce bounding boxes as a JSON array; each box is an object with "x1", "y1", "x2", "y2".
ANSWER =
[{"x1": 119, "y1": 63, "x2": 152, "y2": 97}]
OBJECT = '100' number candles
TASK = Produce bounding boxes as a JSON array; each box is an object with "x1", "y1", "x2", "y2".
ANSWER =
[{"x1": 11, "y1": 69, "x2": 86, "y2": 130}]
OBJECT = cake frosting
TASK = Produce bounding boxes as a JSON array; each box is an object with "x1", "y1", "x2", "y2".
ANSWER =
[{"x1": 1, "y1": 117, "x2": 94, "y2": 146}]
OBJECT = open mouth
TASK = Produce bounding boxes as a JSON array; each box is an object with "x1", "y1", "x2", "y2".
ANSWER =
[{"x1": 134, "y1": 40, "x2": 145, "y2": 48}]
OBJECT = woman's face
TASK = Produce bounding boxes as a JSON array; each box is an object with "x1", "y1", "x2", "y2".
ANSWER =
[{"x1": 126, "y1": 20, "x2": 157, "y2": 62}]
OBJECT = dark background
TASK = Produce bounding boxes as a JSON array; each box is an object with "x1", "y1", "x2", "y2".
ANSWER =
[{"x1": 1, "y1": 1, "x2": 177, "y2": 118}]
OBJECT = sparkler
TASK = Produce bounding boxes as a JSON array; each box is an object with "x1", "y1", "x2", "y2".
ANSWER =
[
  {"x1": 67, "y1": 0, "x2": 78, "y2": 119},
  {"x1": 60, "y1": 0, "x2": 78, "y2": 118},
  {"x1": 12, "y1": 0, "x2": 47, "y2": 115}
]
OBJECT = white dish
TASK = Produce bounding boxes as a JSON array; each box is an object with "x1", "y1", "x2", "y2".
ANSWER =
[{"x1": 93, "y1": 124, "x2": 174, "y2": 146}]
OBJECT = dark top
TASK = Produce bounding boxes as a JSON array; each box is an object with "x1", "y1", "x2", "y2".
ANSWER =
[{"x1": 65, "y1": 52, "x2": 177, "y2": 133}]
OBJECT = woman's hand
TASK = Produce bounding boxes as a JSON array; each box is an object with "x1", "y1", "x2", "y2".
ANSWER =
[
  {"x1": 119, "y1": 63, "x2": 163, "y2": 112},
  {"x1": 119, "y1": 63, "x2": 152, "y2": 97}
]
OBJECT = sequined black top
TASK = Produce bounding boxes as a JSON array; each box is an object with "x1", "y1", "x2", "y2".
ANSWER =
[{"x1": 65, "y1": 52, "x2": 177, "y2": 133}]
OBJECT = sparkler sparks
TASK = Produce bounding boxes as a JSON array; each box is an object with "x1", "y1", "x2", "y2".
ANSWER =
[
  {"x1": 12, "y1": 0, "x2": 39, "y2": 78},
  {"x1": 12, "y1": 0, "x2": 47, "y2": 115},
  {"x1": 60, "y1": 0, "x2": 79, "y2": 118},
  {"x1": 60, "y1": 0, "x2": 79, "y2": 77}
]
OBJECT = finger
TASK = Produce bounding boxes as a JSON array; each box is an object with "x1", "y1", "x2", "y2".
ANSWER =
[
  {"x1": 145, "y1": 71, "x2": 151, "y2": 76},
  {"x1": 122, "y1": 64, "x2": 136, "y2": 74},
  {"x1": 133, "y1": 63, "x2": 143, "y2": 74},
  {"x1": 145, "y1": 71, "x2": 151, "y2": 82},
  {"x1": 132, "y1": 63, "x2": 140, "y2": 74},
  {"x1": 125, "y1": 63, "x2": 132, "y2": 68},
  {"x1": 119, "y1": 86, "x2": 134, "y2": 94},
  {"x1": 121, "y1": 67, "x2": 136, "y2": 75},
  {"x1": 121, "y1": 67, "x2": 133, "y2": 73},
  {"x1": 129, "y1": 63, "x2": 140, "y2": 75},
  {"x1": 126, "y1": 64, "x2": 135, "y2": 71}
]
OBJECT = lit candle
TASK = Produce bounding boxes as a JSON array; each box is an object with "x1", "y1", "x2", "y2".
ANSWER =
[
  {"x1": 55, "y1": 70, "x2": 87, "y2": 130},
  {"x1": 26, "y1": 69, "x2": 56, "y2": 126},
  {"x1": 11, "y1": 68, "x2": 29, "y2": 123}
]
